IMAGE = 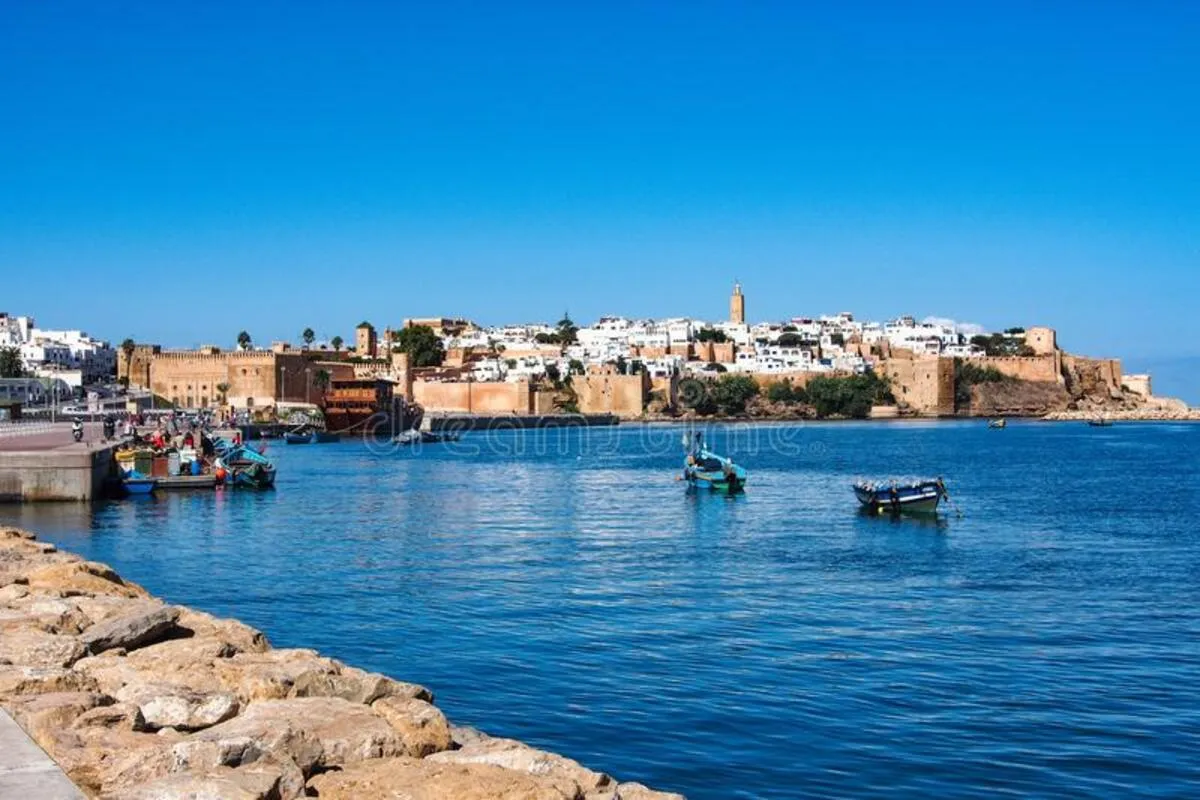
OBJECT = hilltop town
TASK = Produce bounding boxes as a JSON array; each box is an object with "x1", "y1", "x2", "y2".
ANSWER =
[
  {"x1": 2, "y1": 285, "x2": 1193, "y2": 425},
  {"x1": 47, "y1": 283, "x2": 1177, "y2": 426}
]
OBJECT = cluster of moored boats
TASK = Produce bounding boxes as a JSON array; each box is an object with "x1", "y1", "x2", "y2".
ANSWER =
[{"x1": 113, "y1": 432, "x2": 277, "y2": 496}]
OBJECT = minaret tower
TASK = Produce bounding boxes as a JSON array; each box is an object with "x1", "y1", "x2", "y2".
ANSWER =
[{"x1": 729, "y1": 281, "x2": 745, "y2": 324}]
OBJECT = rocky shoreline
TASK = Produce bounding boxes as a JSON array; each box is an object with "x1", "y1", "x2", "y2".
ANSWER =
[{"x1": 0, "y1": 527, "x2": 683, "y2": 800}]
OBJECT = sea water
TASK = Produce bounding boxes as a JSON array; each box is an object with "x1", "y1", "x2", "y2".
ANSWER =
[{"x1": 4, "y1": 421, "x2": 1199, "y2": 798}]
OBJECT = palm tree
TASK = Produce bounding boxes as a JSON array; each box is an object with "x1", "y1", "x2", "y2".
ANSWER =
[
  {"x1": 215, "y1": 382, "x2": 230, "y2": 406},
  {"x1": 237, "y1": 331, "x2": 251, "y2": 350},
  {"x1": 313, "y1": 369, "x2": 331, "y2": 396},
  {"x1": 120, "y1": 338, "x2": 136, "y2": 385},
  {"x1": 302, "y1": 327, "x2": 315, "y2": 347},
  {"x1": 331, "y1": 335, "x2": 343, "y2": 352}
]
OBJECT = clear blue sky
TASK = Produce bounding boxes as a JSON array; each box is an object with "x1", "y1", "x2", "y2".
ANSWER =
[{"x1": 2, "y1": 1, "x2": 1197, "y2": 362}]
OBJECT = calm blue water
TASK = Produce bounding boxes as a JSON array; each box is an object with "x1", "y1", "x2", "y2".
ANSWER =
[{"x1": 4, "y1": 422, "x2": 1200, "y2": 798}]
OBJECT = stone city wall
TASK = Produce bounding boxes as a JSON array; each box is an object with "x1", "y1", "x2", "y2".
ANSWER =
[
  {"x1": 575, "y1": 373, "x2": 648, "y2": 418},
  {"x1": 970, "y1": 354, "x2": 1062, "y2": 384},
  {"x1": 411, "y1": 380, "x2": 533, "y2": 415}
]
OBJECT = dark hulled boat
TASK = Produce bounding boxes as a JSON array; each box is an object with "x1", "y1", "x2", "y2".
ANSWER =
[{"x1": 854, "y1": 478, "x2": 948, "y2": 514}]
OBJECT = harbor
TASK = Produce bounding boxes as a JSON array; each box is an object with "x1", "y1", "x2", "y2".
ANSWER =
[{"x1": 3, "y1": 421, "x2": 1198, "y2": 798}]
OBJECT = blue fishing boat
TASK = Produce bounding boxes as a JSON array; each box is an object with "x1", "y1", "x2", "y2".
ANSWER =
[
  {"x1": 121, "y1": 471, "x2": 157, "y2": 495},
  {"x1": 854, "y1": 478, "x2": 948, "y2": 514},
  {"x1": 682, "y1": 432, "x2": 747, "y2": 495}
]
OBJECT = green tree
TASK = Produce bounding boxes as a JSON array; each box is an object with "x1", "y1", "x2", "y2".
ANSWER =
[
  {"x1": 215, "y1": 382, "x2": 231, "y2": 405},
  {"x1": 696, "y1": 327, "x2": 728, "y2": 343},
  {"x1": 710, "y1": 374, "x2": 759, "y2": 415},
  {"x1": 555, "y1": 313, "x2": 578, "y2": 346},
  {"x1": 0, "y1": 347, "x2": 25, "y2": 378},
  {"x1": 568, "y1": 359, "x2": 585, "y2": 376},
  {"x1": 392, "y1": 325, "x2": 445, "y2": 367},
  {"x1": 331, "y1": 335, "x2": 344, "y2": 352},
  {"x1": 767, "y1": 379, "x2": 807, "y2": 405},
  {"x1": 777, "y1": 333, "x2": 805, "y2": 347},
  {"x1": 953, "y1": 359, "x2": 1009, "y2": 409},
  {"x1": 302, "y1": 328, "x2": 315, "y2": 347},
  {"x1": 120, "y1": 338, "x2": 136, "y2": 382},
  {"x1": 237, "y1": 331, "x2": 252, "y2": 350},
  {"x1": 544, "y1": 363, "x2": 562, "y2": 388},
  {"x1": 805, "y1": 373, "x2": 892, "y2": 419},
  {"x1": 313, "y1": 369, "x2": 331, "y2": 395}
]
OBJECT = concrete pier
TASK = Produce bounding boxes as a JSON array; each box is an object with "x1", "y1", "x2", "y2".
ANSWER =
[
  {"x1": 0, "y1": 709, "x2": 86, "y2": 799},
  {"x1": 0, "y1": 423, "x2": 117, "y2": 502}
]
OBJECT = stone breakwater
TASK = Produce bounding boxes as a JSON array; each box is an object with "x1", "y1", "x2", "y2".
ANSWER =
[{"x1": 0, "y1": 528, "x2": 683, "y2": 800}]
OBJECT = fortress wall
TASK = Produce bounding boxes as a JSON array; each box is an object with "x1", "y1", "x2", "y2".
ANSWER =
[
  {"x1": 971, "y1": 354, "x2": 1061, "y2": 383},
  {"x1": 576, "y1": 373, "x2": 648, "y2": 418},
  {"x1": 879, "y1": 356, "x2": 955, "y2": 416},
  {"x1": 412, "y1": 380, "x2": 532, "y2": 414}
]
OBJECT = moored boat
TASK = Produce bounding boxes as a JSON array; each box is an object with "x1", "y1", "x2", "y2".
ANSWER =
[
  {"x1": 217, "y1": 443, "x2": 277, "y2": 489},
  {"x1": 854, "y1": 478, "x2": 948, "y2": 514},
  {"x1": 682, "y1": 432, "x2": 747, "y2": 495},
  {"x1": 121, "y1": 472, "x2": 157, "y2": 495},
  {"x1": 988, "y1": 418, "x2": 1007, "y2": 429},
  {"x1": 1086, "y1": 418, "x2": 1112, "y2": 427}
]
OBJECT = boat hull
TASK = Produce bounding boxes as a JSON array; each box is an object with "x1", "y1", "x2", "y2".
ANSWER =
[
  {"x1": 854, "y1": 482, "x2": 944, "y2": 515},
  {"x1": 122, "y1": 479, "x2": 156, "y2": 495}
]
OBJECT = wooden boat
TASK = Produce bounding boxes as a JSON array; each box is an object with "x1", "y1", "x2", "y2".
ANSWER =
[
  {"x1": 1086, "y1": 418, "x2": 1112, "y2": 427},
  {"x1": 854, "y1": 478, "x2": 948, "y2": 514},
  {"x1": 682, "y1": 432, "x2": 747, "y2": 495},
  {"x1": 218, "y1": 443, "x2": 277, "y2": 489},
  {"x1": 284, "y1": 431, "x2": 313, "y2": 445},
  {"x1": 987, "y1": 418, "x2": 1007, "y2": 429}
]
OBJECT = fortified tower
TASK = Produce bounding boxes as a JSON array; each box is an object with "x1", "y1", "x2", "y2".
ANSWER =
[
  {"x1": 355, "y1": 322, "x2": 377, "y2": 359},
  {"x1": 730, "y1": 282, "x2": 745, "y2": 325}
]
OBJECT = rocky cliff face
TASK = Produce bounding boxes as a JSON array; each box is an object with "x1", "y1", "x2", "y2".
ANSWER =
[{"x1": 0, "y1": 527, "x2": 684, "y2": 800}]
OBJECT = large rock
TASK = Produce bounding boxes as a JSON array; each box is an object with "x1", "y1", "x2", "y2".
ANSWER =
[
  {"x1": 24, "y1": 560, "x2": 149, "y2": 599},
  {"x1": 81, "y1": 604, "x2": 181, "y2": 654},
  {"x1": 207, "y1": 649, "x2": 431, "y2": 705},
  {"x1": 30, "y1": 714, "x2": 180, "y2": 796},
  {"x1": 188, "y1": 696, "x2": 406, "y2": 777},
  {"x1": 3, "y1": 594, "x2": 94, "y2": 634},
  {"x1": 587, "y1": 783, "x2": 688, "y2": 800},
  {"x1": 5, "y1": 691, "x2": 112, "y2": 743},
  {"x1": 174, "y1": 608, "x2": 269, "y2": 654},
  {"x1": 370, "y1": 695, "x2": 452, "y2": 756},
  {"x1": 104, "y1": 765, "x2": 284, "y2": 800},
  {"x1": 114, "y1": 682, "x2": 240, "y2": 732},
  {"x1": 0, "y1": 628, "x2": 86, "y2": 667},
  {"x1": 429, "y1": 732, "x2": 612, "y2": 795},
  {"x1": 0, "y1": 664, "x2": 98, "y2": 698},
  {"x1": 306, "y1": 756, "x2": 584, "y2": 800}
]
